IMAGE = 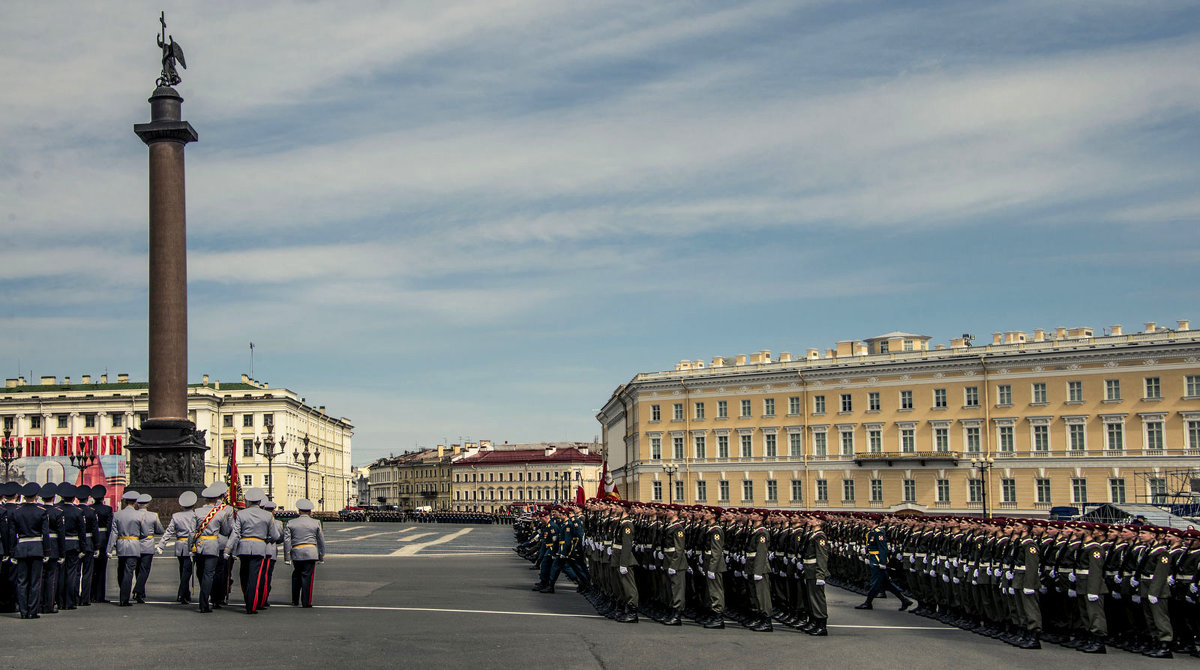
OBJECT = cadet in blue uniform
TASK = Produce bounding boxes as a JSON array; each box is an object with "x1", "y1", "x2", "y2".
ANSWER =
[
  {"x1": 0, "y1": 481, "x2": 20, "y2": 614},
  {"x1": 54, "y1": 483, "x2": 89, "y2": 610},
  {"x1": 37, "y1": 483, "x2": 63, "y2": 614},
  {"x1": 89, "y1": 484, "x2": 113, "y2": 603},
  {"x1": 10, "y1": 482, "x2": 51, "y2": 618},
  {"x1": 856, "y1": 521, "x2": 913, "y2": 611},
  {"x1": 76, "y1": 485, "x2": 99, "y2": 606}
]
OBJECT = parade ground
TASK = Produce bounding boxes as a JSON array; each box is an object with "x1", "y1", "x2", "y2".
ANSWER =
[{"x1": 0, "y1": 522, "x2": 1184, "y2": 669}]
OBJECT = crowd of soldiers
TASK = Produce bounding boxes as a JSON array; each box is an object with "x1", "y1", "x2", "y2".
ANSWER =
[
  {"x1": 513, "y1": 499, "x2": 1200, "y2": 658},
  {"x1": 0, "y1": 479, "x2": 326, "y2": 619},
  {"x1": 338, "y1": 509, "x2": 509, "y2": 524}
]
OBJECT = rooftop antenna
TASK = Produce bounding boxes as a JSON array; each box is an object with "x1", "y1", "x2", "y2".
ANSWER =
[{"x1": 249, "y1": 341, "x2": 255, "y2": 378}]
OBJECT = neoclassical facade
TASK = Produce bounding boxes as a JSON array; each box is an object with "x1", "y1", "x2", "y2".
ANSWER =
[
  {"x1": 366, "y1": 445, "x2": 458, "y2": 510},
  {"x1": 597, "y1": 321, "x2": 1200, "y2": 518},
  {"x1": 1, "y1": 373, "x2": 353, "y2": 512},
  {"x1": 451, "y1": 442, "x2": 602, "y2": 512}
]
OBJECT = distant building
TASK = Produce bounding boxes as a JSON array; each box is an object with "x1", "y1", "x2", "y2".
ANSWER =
[
  {"x1": 451, "y1": 442, "x2": 602, "y2": 512},
  {"x1": 0, "y1": 373, "x2": 353, "y2": 512},
  {"x1": 597, "y1": 320, "x2": 1200, "y2": 518},
  {"x1": 366, "y1": 445, "x2": 460, "y2": 510}
]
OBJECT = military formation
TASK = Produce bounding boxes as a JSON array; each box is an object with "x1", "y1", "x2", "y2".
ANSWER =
[
  {"x1": 514, "y1": 499, "x2": 1200, "y2": 658},
  {"x1": 0, "y1": 479, "x2": 326, "y2": 618}
]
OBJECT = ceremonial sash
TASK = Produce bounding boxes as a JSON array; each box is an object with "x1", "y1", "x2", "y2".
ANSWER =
[{"x1": 191, "y1": 503, "x2": 227, "y2": 553}]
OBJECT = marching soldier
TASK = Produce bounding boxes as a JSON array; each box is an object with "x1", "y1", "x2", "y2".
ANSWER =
[
  {"x1": 76, "y1": 485, "x2": 99, "y2": 606},
  {"x1": 801, "y1": 518, "x2": 829, "y2": 636},
  {"x1": 662, "y1": 506, "x2": 686, "y2": 626},
  {"x1": 746, "y1": 511, "x2": 772, "y2": 632},
  {"x1": 191, "y1": 482, "x2": 235, "y2": 613},
  {"x1": 262, "y1": 498, "x2": 283, "y2": 607},
  {"x1": 0, "y1": 482, "x2": 17, "y2": 614},
  {"x1": 613, "y1": 504, "x2": 638, "y2": 623},
  {"x1": 701, "y1": 508, "x2": 726, "y2": 629},
  {"x1": 284, "y1": 498, "x2": 325, "y2": 608},
  {"x1": 133, "y1": 493, "x2": 163, "y2": 604},
  {"x1": 89, "y1": 484, "x2": 113, "y2": 603},
  {"x1": 226, "y1": 487, "x2": 280, "y2": 614},
  {"x1": 106, "y1": 490, "x2": 143, "y2": 607},
  {"x1": 158, "y1": 491, "x2": 199, "y2": 604}
]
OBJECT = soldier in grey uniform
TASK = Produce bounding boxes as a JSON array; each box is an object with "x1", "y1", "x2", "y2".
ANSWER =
[
  {"x1": 284, "y1": 498, "x2": 325, "y2": 608},
  {"x1": 158, "y1": 491, "x2": 199, "y2": 604},
  {"x1": 107, "y1": 490, "x2": 143, "y2": 606},
  {"x1": 191, "y1": 482, "x2": 236, "y2": 613},
  {"x1": 226, "y1": 487, "x2": 280, "y2": 614},
  {"x1": 261, "y1": 498, "x2": 283, "y2": 608},
  {"x1": 133, "y1": 493, "x2": 163, "y2": 603}
]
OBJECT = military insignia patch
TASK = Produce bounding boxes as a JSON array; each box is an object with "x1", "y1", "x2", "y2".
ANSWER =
[
  {"x1": 819, "y1": 539, "x2": 826, "y2": 546},
  {"x1": 1029, "y1": 547, "x2": 1036, "y2": 554},
  {"x1": 1161, "y1": 556, "x2": 1169, "y2": 563},
  {"x1": 624, "y1": 528, "x2": 631, "y2": 534},
  {"x1": 1093, "y1": 551, "x2": 1101, "y2": 559},
  {"x1": 713, "y1": 534, "x2": 719, "y2": 541},
  {"x1": 677, "y1": 531, "x2": 683, "y2": 537},
  {"x1": 759, "y1": 537, "x2": 766, "y2": 543}
]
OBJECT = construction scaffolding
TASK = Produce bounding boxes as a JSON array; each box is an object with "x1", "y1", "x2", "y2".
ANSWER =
[{"x1": 1133, "y1": 467, "x2": 1200, "y2": 520}]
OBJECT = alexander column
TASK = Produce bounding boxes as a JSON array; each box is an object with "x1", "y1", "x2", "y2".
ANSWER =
[{"x1": 127, "y1": 13, "x2": 208, "y2": 516}]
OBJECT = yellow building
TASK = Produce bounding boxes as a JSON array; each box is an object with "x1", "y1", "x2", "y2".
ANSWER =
[
  {"x1": 597, "y1": 321, "x2": 1200, "y2": 517},
  {"x1": 1, "y1": 373, "x2": 353, "y2": 512},
  {"x1": 366, "y1": 445, "x2": 458, "y2": 510},
  {"x1": 451, "y1": 442, "x2": 602, "y2": 513}
]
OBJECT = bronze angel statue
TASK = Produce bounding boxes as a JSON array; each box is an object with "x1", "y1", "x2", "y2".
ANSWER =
[{"x1": 156, "y1": 12, "x2": 187, "y2": 87}]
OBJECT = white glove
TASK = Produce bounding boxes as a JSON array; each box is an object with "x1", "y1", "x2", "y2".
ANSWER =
[
  {"x1": 1191, "y1": 583, "x2": 1198, "y2": 594},
  {"x1": 667, "y1": 568, "x2": 676, "y2": 575},
  {"x1": 155, "y1": 546, "x2": 163, "y2": 555},
  {"x1": 973, "y1": 569, "x2": 979, "y2": 579},
  {"x1": 1113, "y1": 575, "x2": 1122, "y2": 584},
  {"x1": 1112, "y1": 592, "x2": 1122, "y2": 600},
  {"x1": 753, "y1": 574, "x2": 763, "y2": 581},
  {"x1": 1022, "y1": 588, "x2": 1036, "y2": 595},
  {"x1": 1132, "y1": 595, "x2": 1142, "y2": 603},
  {"x1": 1068, "y1": 573, "x2": 1076, "y2": 583},
  {"x1": 1068, "y1": 589, "x2": 1077, "y2": 598},
  {"x1": 1131, "y1": 577, "x2": 1140, "y2": 587},
  {"x1": 1039, "y1": 586, "x2": 1048, "y2": 594},
  {"x1": 768, "y1": 552, "x2": 775, "y2": 560},
  {"x1": 816, "y1": 579, "x2": 826, "y2": 586},
  {"x1": 1005, "y1": 571, "x2": 1014, "y2": 580},
  {"x1": 1147, "y1": 595, "x2": 1159, "y2": 605},
  {"x1": 1167, "y1": 576, "x2": 1175, "y2": 586},
  {"x1": 619, "y1": 566, "x2": 628, "y2": 575},
  {"x1": 707, "y1": 571, "x2": 716, "y2": 580},
  {"x1": 285, "y1": 560, "x2": 291, "y2": 565},
  {"x1": 1087, "y1": 594, "x2": 1099, "y2": 602},
  {"x1": 648, "y1": 564, "x2": 656, "y2": 571},
  {"x1": 57, "y1": 557, "x2": 64, "y2": 564},
  {"x1": 942, "y1": 575, "x2": 950, "y2": 583},
  {"x1": 606, "y1": 547, "x2": 612, "y2": 555},
  {"x1": 656, "y1": 551, "x2": 664, "y2": 560}
]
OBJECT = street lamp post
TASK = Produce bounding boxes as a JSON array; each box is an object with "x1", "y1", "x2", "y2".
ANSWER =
[
  {"x1": 255, "y1": 423, "x2": 286, "y2": 502},
  {"x1": 293, "y1": 433, "x2": 320, "y2": 502},
  {"x1": 970, "y1": 457, "x2": 996, "y2": 517},
  {"x1": 662, "y1": 462, "x2": 679, "y2": 504},
  {"x1": 1, "y1": 428, "x2": 22, "y2": 480},
  {"x1": 67, "y1": 438, "x2": 96, "y2": 477}
]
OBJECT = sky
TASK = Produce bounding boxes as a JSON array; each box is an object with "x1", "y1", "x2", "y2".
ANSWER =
[{"x1": 2, "y1": 1, "x2": 1199, "y2": 466}]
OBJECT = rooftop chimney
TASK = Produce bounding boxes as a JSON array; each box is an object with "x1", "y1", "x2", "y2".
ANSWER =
[
  {"x1": 117, "y1": 373, "x2": 129, "y2": 383},
  {"x1": 807, "y1": 348, "x2": 820, "y2": 360},
  {"x1": 1055, "y1": 327, "x2": 1066, "y2": 339},
  {"x1": 100, "y1": 374, "x2": 108, "y2": 384},
  {"x1": 779, "y1": 352, "x2": 792, "y2": 362},
  {"x1": 1033, "y1": 328, "x2": 1045, "y2": 342},
  {"x1": 1110, "y1": 325, "x2": 1122, "y2": 336},
  {"x1": 992, "y1": 333, "x2": 1003, "y2": 345},
  {"x1": 1180, "y1": 319, "x2": 1191, "y2": 331},
  {"x1": 736, "y1": 354, "x2": 747, "y2": 365},
  {"x1": 1145, "y1": 322, "x2": 1157, "y2": 333},
  {"x1": 82, "y1": 375, "x2": 91, "y2": 384},
  {"x1": 41, "y1": 375, "x2": 56, "y2": 385}
]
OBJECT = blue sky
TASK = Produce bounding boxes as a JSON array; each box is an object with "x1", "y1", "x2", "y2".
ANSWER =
[{"x1": 2, "y1": 1, "x2": 1198, "y2": 465}]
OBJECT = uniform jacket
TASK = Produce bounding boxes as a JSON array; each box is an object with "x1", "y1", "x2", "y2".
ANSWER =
[
  {"x1": 108, "y1": 505, "x2": 144, "y2": 558},
  {"x1": 139, "y1": 510, "x2": 165, "y2": 555},
  {"x1": 191, "y1": 503, "x2": 235, "y2": 556},
  {"x1": 58, "y1": 502, "x2": 89, "y2": 553},
  {"x1": 228, "y1": 505, "x2": 281, "y2": 557},
  {"x1": 92, "y1": 501, "x2": 113, "y2": 552},
  {"x1": 283, "y1": 516, "x2": 325, "y2": 562},
  {"x1": 9, "y1": 502, "x2": 52, "y2": 558},
  {"x1": 159, "y1": 509, "x2": 199, "y2": 557}
]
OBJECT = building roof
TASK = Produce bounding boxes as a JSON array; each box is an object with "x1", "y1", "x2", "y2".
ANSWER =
[
  {"x1": 454, "y1": 446, "x2": 601, "y2": 467},
  {"x1": 866, "y1": 332, "x2": 930, "y2": 341}
]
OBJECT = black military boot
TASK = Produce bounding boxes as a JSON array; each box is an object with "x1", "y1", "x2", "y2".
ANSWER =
[
  {"x1": 616, "y1": 605, "x2": 639, "y2": 624},
  {"x1": 1017, "y1": 631, "x2": 1042, "y2": 649},
  {"x1": 807, "y1": 618, "x2": 828, "y2": 636},
  {"x1": 854, "y1": 599, "x2": 873, "y2": 610},
  {"x1": 538, "y1": 582, "x2": 555, "y2": 594},
  {"x1": 898, "y1": 595, "x2": 913, "y2": 611},
  {"x1": 1142, "y1": 642, "x2": 1173, "y2": 659},
  {"x1": 662, "y1": 610, "x2": 682, "y2": 626},
  {"x1": 1078, "y1": 634, "x2": 1106, "y2": 654},
  {"x1": 703, "y1": 610, "x2": 726, "y2": 629},
  {"x1": 748, "y1": 616, "x2": 773, "y2": 632}
]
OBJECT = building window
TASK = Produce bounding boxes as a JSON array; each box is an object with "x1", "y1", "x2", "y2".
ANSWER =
[
  {"x1": 1110, "y1": 478, "x2": 1126, "y2": 504},
  {"x1": 1105, "y1": 379, "x2": 1121, "y2": 401},
  {"x1": 673, "y1": 436, "x2": 684, "y2": 460},
  {"x1": 842, "y1": 479, "x2": 855, "y2": 502},
  {"x1": 58, "y1": 415, "x2": 68, "y2": 429},
  {"x1": 790, "y1": 480, "x2": 803, "y2": 502},
  {"x1": 1188, "y1": 420, "x2": 1200, "y2": 451},
  {"x1": 868, "y1": 429, "x2": 882, "y2": 453},
  {"x1": 675, "y1": 480, "x2": 684, "y2": 502},
  {"x1": 1068, "y1": 380, "x2": 1083, "y2": 402},
  {"x1": 1001, "y1": 478, "x2": 1017, "y2": 503},
  {"x1": 1032, "y1": 383, "x2": 1047, "y2": 405},
  {"x1": 1105, "y1": 422, "x2": 1124, "y2": 451},
  {"x1": 766, "y1": 479, "x2": 778, "y2": 502},
  {"x1": 788, "y1": 396, "x2": 801, "y2": 415},
  {"x1": 243, "y1": 414, "x2": 254, "y2": 428},
  {"x1": 764, "y1": 433, "x2": 776, "y2": 457},
  {"x1": 902, "y1": 479, "x2": 916, "y2": 502},
  {"x1": 998, "y1": 425, "x2": 1014, "y2": 452},
  {"x1": 964, "y1": 387, "x2": 979, "y2": 407},
  {"x1": 651, "y1": 404, "x2": 661, "y2": 422},
  {"x1": 965, "y1": 426, "x2": 980, "y2": 453},
  {"x1": 243, "y1": 439, "x2": 254, "y2": 458},
  {"x1": 789, "y1": 432, "x2": 803, "y2": 457},
  {"x1": 900, "y1": 428, "x2": 914, "y2": 453},
  {"x1": 1144, "y1": 377, "x2": 1162, "y2": 400},
  {"x1": 717, "y1": 400, "x2": 728, "y2": 418},
  {"x1": 935, "y1": 479, "x2": 950, "y2": 503},
  {"x1": 740, "y1": 434, "x2": 752, "y2": 458},
  {"x1": 900, "y1": 390, "x2": 913, "y2": 410},
  {"x1": 870, "y1": 478, "x2": 883, "y2": 503},
  {"x1": 840, "y1": 430, "x2": 854, "y2": 455},
  {"x1": 813, "y1": 432, "x2": 827, "y2": 457},
  {"x1": 30, "y1": 415, "x2": 41, "y2": 429},
  {"x1": 718, "y1": 480, "x2": 730, "y2": 502},
  {"x1": 742, "y1": 480, "x2": 754, "y2": 502},
  {"x1": 1033, "y1": 425, "x2": 1049, "y2": 452},
  {"x1": 243, "y1": 474, "x2": 253, "y2": 487},
  {"x1": 934, "y1": 427, "x2": 949, "y2": 452},
  {"x1": 763, "y1": 398, "x2": 775, "y2": 417},
  {"x1": 672, "y1": 403, "x2": 683, "y2": 421},
  {"x1": 112, "y1": 414, "x2": 123, "y2": 428},
  {"x1": 840, "y1": 394, "x2": 852, "y2": 413},
  {"x1": 1187, "y1": 375, "x2": 1200, "y2": 398},
  {"x1": 263, "y1": 413, "x2": 273, "y2": 427},
  {"x1": 1145, "y1": 421, "x2": 1164, "y2": 451},
  {"x1": 868, "y1": 392, "x2": 880, "y2": 412},
  {"x1": 933, "y1": 389, "x2": 947, "y2": 409},
  {"x1": 1149, "y1": 477, "x2": 1167, "y2": 504},
  {"x1": 696, "y1": 480, "x2": 707, "y2": 502},
  {"x1": 84, "y1": 414, "x2": 95, "y2": 428},
  {"x1": 1071, "y1": 478, "x2": 1088, "y2": 504},
  {"x1": 694, "y1": 435, "x2": 707, "y2": 459},
  {"x1": 813, "y1": 395, "x2": 826, "y2": 414},
  {"x1": 222, "y1": 414, "x2": 233, "y2": 427},
  {"x1": 650, "y1": 437, "x2": 661, "y2": 460},
  {"x1": 1035, "y1": 478, "x2": 1051, "y2": 504},
  {"x1": 694, "y1": 402, "x2": 705, "y2": 420},
  {"x1": 652, "y1": 481, "x2": 663, "y2": 501},
  {"x1": 717, "y1": 435, "x2": 729, "y2": 458},
  {"x1": 816, "y1": 479, "x2": 828, "y2": 502},
  {"x1": 740, "y1": 400, "x2": 751, "y2": 418},
  {"x1": 996, "y1": 385, "x2": 1012, "y2": 406},
  {"x1": 968, "y1": 479, "x2": 983, "y2": 503},
  {"x1": 223, "y1": 439, "x2": 234, "y2": 459},
  {"x1": 1068, "y1": 424, "x2": 1086, "y2": 452}
]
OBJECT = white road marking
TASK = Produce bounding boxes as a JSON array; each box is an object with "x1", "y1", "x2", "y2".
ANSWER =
[
  {"x1": 390, "y1": 527, "x2": 474, "y2": 556},
  {"x1": 337, "y1": 525, "x2": 365, "y2": 533},
  {"x1": 326, "y1": 527, "x2": 418, "y2": 543},
  {"x1": 396, "y1": 532, "x2": 435, "y2": 542},
  {"x1": 308, "y1": 604, "x2": 603, "y2": 619}
]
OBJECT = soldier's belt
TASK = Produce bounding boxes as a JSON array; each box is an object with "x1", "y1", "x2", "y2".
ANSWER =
[
  {"x1": 1177, "y1": 573, "x2": 1194, "y2": 580},
  {"x1": 1075, "y1": 569, "x2": 1088, "y2": 575},
  {"x1": 240, "y1": 537, "x2": 266, "y2": 542},
  {"x1": 293, "y1": 543, "x2": 316, "y2": 548},
  {"x1": 18, "y1": 537, "x2": 42, "y2": 543},
  {"x1": 198, "y1": 535, "x2": 218, "y2": 540},
  {"x1": 119, "y1": 536, "x2": 140, "y2": 540},
  {"x1": 802, "y1": 558, "x2": 817, "y2": 564},
  {"x1": 1057, "y1": 568, "x2": 1072, "y2": 573}
]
